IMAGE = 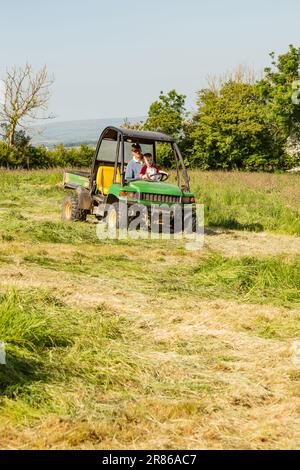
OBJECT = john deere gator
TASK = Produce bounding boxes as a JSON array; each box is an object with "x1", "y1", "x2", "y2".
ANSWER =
[{"x1": 62, "y1": 126, "x2": 197, "y2": 231}]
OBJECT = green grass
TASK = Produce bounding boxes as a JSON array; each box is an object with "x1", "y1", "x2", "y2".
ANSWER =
[
  {"x1": 0, "y1": 287, "x2": 216, "y2": 432},
  {"x1": 190, "y1": 170, "x2": 300, "y2": 235},
  {"x1": 159, "y1": 254, "x2": 300, "y2": 308},
  {"x1": 3, "y1": 218, "x2": 101, "y2": 244},
  {"x1": 0, "y1": 290, "x2": 73, "y2": 401},
  {"x1": 0, "y1": 289, "x2": 139, "y2": 411},
  {"x1": 21, "y1": 250, "x2": 300, "y2": 309},
  {"x1": 1, "y1": 169, "x2": 300, "y2": 240},
  {"x1": 1, "y1": 168, "x2": 300, "y2": 449}
]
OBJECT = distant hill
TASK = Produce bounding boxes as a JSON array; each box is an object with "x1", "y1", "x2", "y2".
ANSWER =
[{"x1": 30, "y1": 116, "x2": 145, "y2": 147}]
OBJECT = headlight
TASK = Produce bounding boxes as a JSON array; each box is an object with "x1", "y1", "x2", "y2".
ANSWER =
[
  {"x1": 182, "y1": 196, "x2": 196, "y2": 204},
  {"x1": 127, "y1": 192, "x2": 137, "y2": 199},
  {"x1": 119, "y1": 191, "x2": 137, "y2": 199}
]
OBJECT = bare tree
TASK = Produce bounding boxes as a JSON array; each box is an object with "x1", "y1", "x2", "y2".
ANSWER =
[
  {"x1": 0, "y1": 63, "x2": 54, "y2": 146},
  {"x1": 206, "y1": 65, "x2": 259, "y2": 94},
  {"x1": 121, "y1": 117, "x2": 144, "y2": 130}
]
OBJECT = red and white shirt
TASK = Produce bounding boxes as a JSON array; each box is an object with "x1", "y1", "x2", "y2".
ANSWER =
[{"x1": 140, "y1": 164, "x2": 160, "y2": 178}]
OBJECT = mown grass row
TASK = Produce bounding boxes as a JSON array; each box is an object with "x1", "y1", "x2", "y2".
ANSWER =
[
  {"x1": 19, "y1": 248, "x2": 300, "y2": 310},
  {"x1": 0, "y1": 289, "x2": 140, "y2": 417},
  {"x1": 160, "y1": 254, "x2": 300, "y2": 309},
  {"x1": 0, "y1": 278, "x2": 299, "y2": 442},
  {"x1": 0, "y1": 288, "x2": 219, "y2": 432}
]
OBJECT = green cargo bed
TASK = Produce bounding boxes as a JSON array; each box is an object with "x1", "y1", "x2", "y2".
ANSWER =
[{"x1": 63, "y1": 170, "x2": 90, "y2": 190}]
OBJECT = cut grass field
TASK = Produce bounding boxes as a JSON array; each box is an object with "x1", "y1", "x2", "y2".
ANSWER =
[{"x1": 0, "y1": 169, "x2": 300, "y2": 449}]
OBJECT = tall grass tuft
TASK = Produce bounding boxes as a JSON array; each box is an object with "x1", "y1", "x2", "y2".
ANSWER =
[
  {"x1": 0, "y1": 289, "x2": 73, "y2": 399},
  {"x1": 0, "y1": 290, "x2": 71, "y2": 350},
  {"x1": 159, "y1": 254, "x2": 300, "y2": 308}
]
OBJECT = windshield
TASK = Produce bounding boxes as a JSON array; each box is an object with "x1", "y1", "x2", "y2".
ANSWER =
[
  {"x1": 96, "y1": 139, "x2": 154, "y2": 163},
  {"x1": 123, "y1": 141, "x2": 154, "y2": 163}
]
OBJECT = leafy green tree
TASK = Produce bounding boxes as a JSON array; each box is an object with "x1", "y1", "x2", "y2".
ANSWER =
[
  {"x1": 143, "y1": 90, "x2": 187, "y2": 167},
  {"x1": 0, "y1": 142, "x2": 13, "y2": 168},
  {"x1": 187, "y1": 47, "x2": 300, "y2": 171},
  {"x1": 189, "y1": 81, "x2": 293, "y2": 170},
  {"x1": 0, "y1": 141, "x2": 95, "y2": 169},
  {"x1": 0, "y1": 124, "x2": 45, "y2": 169},
  {"x1": 257, "y1": 45, "x2": 300, "y2": 138},
  {"x1": 144, "y1": 89, "x2": 187, "y2": 138},
  {"x1": 24, "y1": 145, "x2": 50, "y2": 169}
]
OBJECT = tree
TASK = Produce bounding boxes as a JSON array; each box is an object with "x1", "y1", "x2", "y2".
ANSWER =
[
  {"x1": 0, "y1": 123, "x2": 30, "y2": 147},
  {"x1": 121, "y1": 117, "x2": 144, "y2": 130},
  {"x1": 0, "y1": 64, "x2": 54, "y2": 147},
  {"x1": 187, "y1": 48, "x2": 300, "y2": 171},
  {"x1": 257, "y1": 45, "x2": 300, "y2": 141},
  {"x1": 286, "y1": 135, "x2": 300, "y2": 166},
  {"x1": 142, "y1": 90, "x2": 187, "y2": 167},
  {"x1": 143, "y1": 89, "x2": 187, "y2": 138},
  {"x1": 189, "y1": 80, "x2": 291, "y2": 170}
]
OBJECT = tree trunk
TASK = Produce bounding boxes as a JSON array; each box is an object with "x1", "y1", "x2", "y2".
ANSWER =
[{"x1": 7, "y1": 123, "x2": 16, "y2": 147}]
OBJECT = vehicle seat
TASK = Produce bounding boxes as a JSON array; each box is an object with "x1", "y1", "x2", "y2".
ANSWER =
[{"x1": 96, "y1": 166, "x2": 120, "y2": 194}]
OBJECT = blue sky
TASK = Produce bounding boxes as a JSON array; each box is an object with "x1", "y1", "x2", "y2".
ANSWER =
[{"x1": 0, "y1": 0, "x2": 299, "y2": 121}]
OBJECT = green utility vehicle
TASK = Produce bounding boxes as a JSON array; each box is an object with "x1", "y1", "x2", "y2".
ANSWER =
[{"x1": 62, "y1": 126, "x2": 197, "y2": 230}]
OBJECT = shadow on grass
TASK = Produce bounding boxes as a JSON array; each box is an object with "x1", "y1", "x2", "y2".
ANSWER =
[
  {"x1": 0, "y1": 350, "x2": 48, "y2": 399},
  {"x1": 209, "y1": 218, "x2": 264, "y2": 232},
  {"x1": 204, "y1": 228, "x2": 221, "y2": 236}
]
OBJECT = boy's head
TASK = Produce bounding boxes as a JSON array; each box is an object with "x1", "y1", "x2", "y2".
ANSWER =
[{"x1": 143, "y1": 153, "x2": 153, "y2": 166}]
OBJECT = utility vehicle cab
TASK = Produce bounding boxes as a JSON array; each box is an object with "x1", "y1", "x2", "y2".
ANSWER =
[{"x1": 62, "y1": 126, "x2": 196, "y2": 229}]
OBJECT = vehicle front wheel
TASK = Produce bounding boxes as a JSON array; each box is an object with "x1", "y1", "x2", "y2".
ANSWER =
[
  {"x1": 61, "y1": 194, "x2": 87, "y2": 222},
  {"x1": 182, "y1": 210, "x2": 199, "y2": 233},
  {"x1": 105, "y1": 201, "x2": 133, "y2": 231}
]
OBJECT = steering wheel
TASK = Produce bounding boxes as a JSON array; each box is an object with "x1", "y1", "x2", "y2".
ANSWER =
[{"x1": 148, "y1": 171, "x2": 169, "y2": 182}]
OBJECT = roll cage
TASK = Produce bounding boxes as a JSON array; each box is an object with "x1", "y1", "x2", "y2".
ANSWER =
[{"x1": 90, "y1": 126, "x2": 190, "y2": 192}]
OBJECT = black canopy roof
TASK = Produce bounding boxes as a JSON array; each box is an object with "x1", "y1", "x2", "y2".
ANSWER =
[{"x1": 101, "y1": 126, "x2": 175, "y2": 144}]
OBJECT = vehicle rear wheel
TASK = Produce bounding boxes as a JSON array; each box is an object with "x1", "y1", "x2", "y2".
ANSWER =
[{"x1": 61, "y1": 194, "x2": 87, "y2": 222}]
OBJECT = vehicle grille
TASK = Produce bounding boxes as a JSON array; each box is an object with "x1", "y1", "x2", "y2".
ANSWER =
[{"x1": 140, "y1": 193, "x2": 181, "y2": 204}]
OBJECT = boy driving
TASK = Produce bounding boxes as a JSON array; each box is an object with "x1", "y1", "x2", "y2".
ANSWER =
[{"x1": 140, "y1": 153, "x2": 160, "y2": 180}]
